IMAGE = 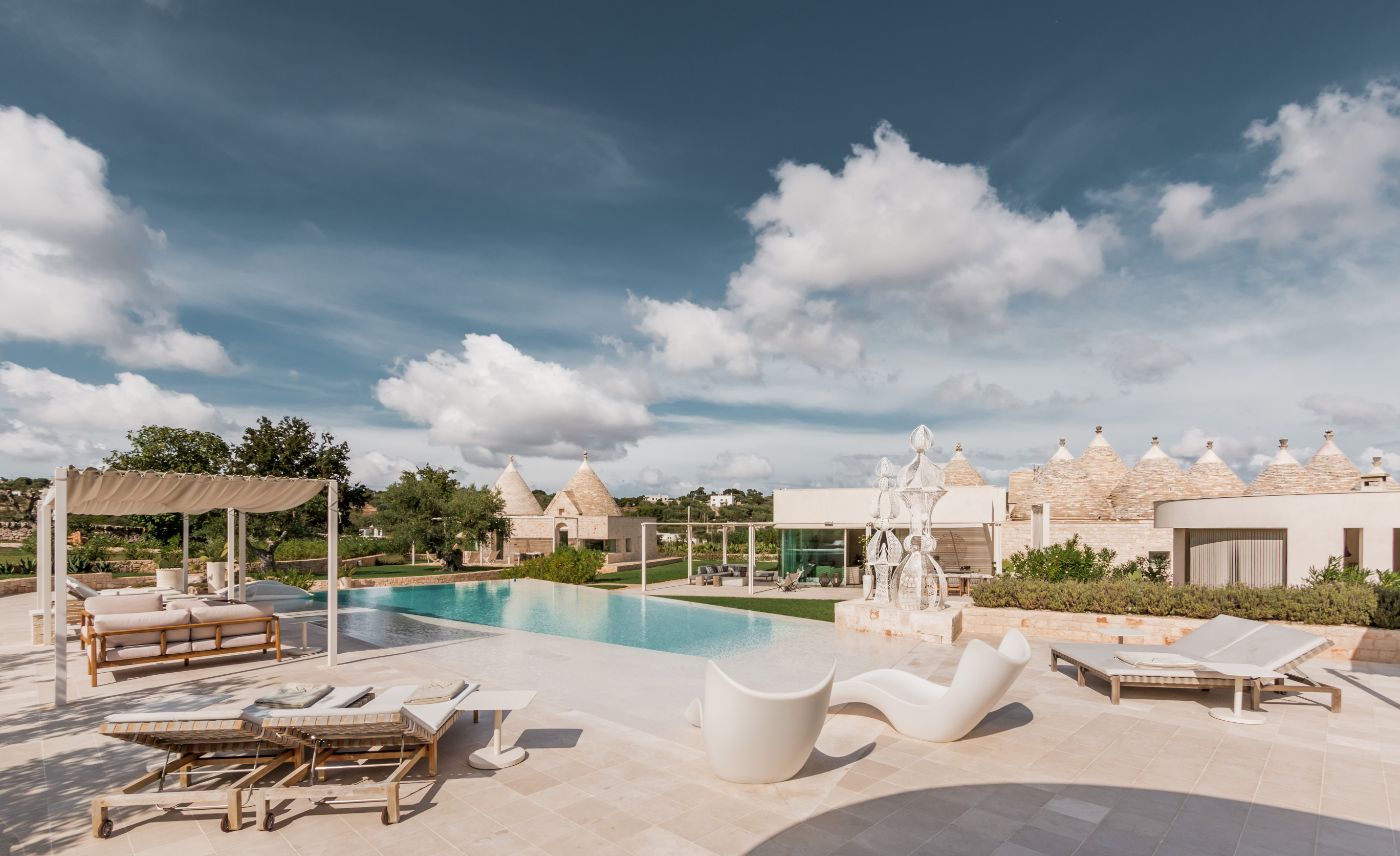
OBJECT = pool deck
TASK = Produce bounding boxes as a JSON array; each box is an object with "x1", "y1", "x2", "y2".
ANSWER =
[{"x1": 2, "y1": 588, "x2": 1399, "y2": 855}]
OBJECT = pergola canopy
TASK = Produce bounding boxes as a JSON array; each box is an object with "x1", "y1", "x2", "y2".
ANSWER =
[{"x1": 64, "y1": 467, "x2": 327, "y2": 515}]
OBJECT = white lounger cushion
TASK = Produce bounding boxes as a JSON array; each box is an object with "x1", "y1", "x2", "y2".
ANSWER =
[
  {"x1": 832, "y1": 630, "x2": 1031, "y2": 742},
  {"x1": 402, "y1": 683, "x2": 478, "y2": 734},
  {"x1": 106, "y1": 686, "x2": 374, "y2": 725},
  {"x1": 1055, "y1": 615, "x2": 1327, "y2": 678}
]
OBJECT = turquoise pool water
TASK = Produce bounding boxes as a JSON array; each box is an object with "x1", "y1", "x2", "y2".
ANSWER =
[{"x1": 312, "y1": 579, "x2": 821, "y2": 658}]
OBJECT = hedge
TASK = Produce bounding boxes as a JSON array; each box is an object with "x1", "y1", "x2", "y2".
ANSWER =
[
  {"x1": 500, "y1": 547, "x2": 604, "y2": 585},
  {"x1": 970, "y1": 577, "x2": 1400, "y2": 629}
]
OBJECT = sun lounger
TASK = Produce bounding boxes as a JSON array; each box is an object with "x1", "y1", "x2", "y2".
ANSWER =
[
  {"x1": 831, "y1": 630, "x2": 1031, "y2": 742},
  {"x1": 254, "y1": 680, "x2": 478, "y2": 828},
  {"x1": 1049, "y1": 615, "x2": 1339, "y2": 710},
  {"x1": 92, "y1": 685, "x2": 372, "y2": 837}
]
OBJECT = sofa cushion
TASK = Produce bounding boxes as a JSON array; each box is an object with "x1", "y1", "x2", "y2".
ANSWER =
[
  {"x1": 190, "y1": 603, "x2": 275, "y2": 640},
  {"x1": 103, "y1": 641, "x2": 193, "y2": 663},
  {"x1": 85, "y1": 593, "x2": 164, "y2": 616},
  {"x1": 93, "y1": 609, "x2": 191, "y2": 646}
]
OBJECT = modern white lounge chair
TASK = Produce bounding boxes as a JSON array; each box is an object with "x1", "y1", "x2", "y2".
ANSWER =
[
  {"x1": 686, "y1": 660, "x2": 834, "y2": 784},
  {"x1": 830, "y1": 630, "x2": 1031, "y2": 742}
]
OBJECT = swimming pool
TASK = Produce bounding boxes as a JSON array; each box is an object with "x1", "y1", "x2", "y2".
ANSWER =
[{"x1": 313, "y1": 579, "x2": 822, "y2": 659}]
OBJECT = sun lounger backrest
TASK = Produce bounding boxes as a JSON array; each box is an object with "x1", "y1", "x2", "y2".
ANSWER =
[
  {"x1": 402, "y1": 683, "x2": 477, "y2": 737},
  {"x1": 1168, "y1": 615, "x2": 1261, "y2": 659},
  {"x1": 67, "y1": 578, "x2": 103, "y2": 600},
  {"x1": 1207, "y1": 623, "x2": 1327, "y2": 670}
]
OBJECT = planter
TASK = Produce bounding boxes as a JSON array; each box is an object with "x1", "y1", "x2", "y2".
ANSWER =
[
  {"x1": 155, "y1": 568, "x2": 183, "y2": 591},
  {"x1": 206, "y1": 561, "x2": 227, "y2": 590}
]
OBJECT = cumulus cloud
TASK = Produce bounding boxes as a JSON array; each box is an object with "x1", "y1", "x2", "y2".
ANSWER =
[
  {"x1": 1102, "y1": 334, "x2": 1192, "y2": 385},
  {"x1": 638, "y1": 465, "x2": 665, "y2": 487},
  {"x1": 374, "y1": 333, "x2": 656, "y2": 467},
  {"x1": 699, "y1": 452, "x2": 773, "y2": 485},
  {"x1": 1153, "y1": 83, "x2": 1400, "y2": 258},
  {"x1": 1300, "y1": 393, "x2": 1400, "y2": 429},
  {"x1": 634, "y1": 123, "x2": 1111, "y2": 375},
  {"x1": 0, "y1": 106, "x2": 232, "y2": 373},
  {"x1": 931, "y1": 372, "x2": 1022, "y2": 411},
  {"x1": 0, "y1": 362, "x2": 230, "y2": 433},
  {"x1": 350, "y1": 450, "x2": 417, "y2": 490},
  {"x1": 628, "y1": 296, "x2": 757, "y2": 376},
  {"x1": 0, "y1": 419, "x2": 69, "y2": 461}
]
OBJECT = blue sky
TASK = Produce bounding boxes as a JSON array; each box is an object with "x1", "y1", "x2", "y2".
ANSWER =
[{"x1": 2, "y1": 0, "x2": 1400, "y2": 494}]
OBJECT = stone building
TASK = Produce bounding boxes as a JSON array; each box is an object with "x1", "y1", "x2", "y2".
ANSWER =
[{"x1": 490, "y1": 453, "x2": 655, "y2": 565}]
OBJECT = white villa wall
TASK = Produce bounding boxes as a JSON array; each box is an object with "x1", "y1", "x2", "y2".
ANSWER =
[{"x1": 1156, "y1": 491, "x2": 1400, "y2": 584}]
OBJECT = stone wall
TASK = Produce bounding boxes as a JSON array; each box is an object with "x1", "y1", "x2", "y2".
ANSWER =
[
  {"x1": 834, "y1": 600, "x2": 962, "y2": 644},
  {"x1": 962, "y1": 606, "x2": 1400, "y2": 664},
  {"x1": 308, "y1": 568, "x2": 503, "y2": 591},
  {"x1": 0, "y1": 571, "x2": 119, "y2": 598},
  {"x1": 1002, "y1": 519, "x2": 1172, "y2": 561}
]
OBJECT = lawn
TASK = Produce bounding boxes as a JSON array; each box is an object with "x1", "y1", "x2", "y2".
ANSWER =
[
  {"x1": 658, "y1": 595, "x2": 841, "y2": 622},
  {"x1": 342, "y1": 564, "x2": 494, "y2": 578},
  {"x1": 598, "y1": 558, "x2": 778, "y2": 586}
]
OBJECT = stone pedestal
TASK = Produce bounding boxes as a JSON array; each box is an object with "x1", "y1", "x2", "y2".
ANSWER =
[{"x1": 835, "y1": 600, "x2": 963, "y2": 644}]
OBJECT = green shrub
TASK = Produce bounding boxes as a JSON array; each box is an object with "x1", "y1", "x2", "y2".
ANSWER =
[
  {"x1": 251, "y1": 568, "x2": 316, "y2": 591},
  {"x1": 500, "y1": 547, "x2": 604, "y2": 585},
  {"x1": 971, "y1": 577, "x2": 1380, "y2": 627},
  {"x1": 1002, "y1": 536, "x2": 1117, "y2": 581},
  {"x1": 1111, "y1": 554, "x2": 1170, "y2": 583},
  {"x1": 273, "y1": 536, "x2": 384, "y2": 561},
  {"x1": 1306, "y1": 555, "x2": 1380, "y2": 587}
]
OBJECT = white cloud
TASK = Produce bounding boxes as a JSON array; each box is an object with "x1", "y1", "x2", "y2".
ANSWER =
[
  {"x1": 0, "y1": 362, "x2": 230, "y2": 433},
  {"x1": 1300, "y1": 393, "x2": 1400, "y2": 429},
  {"x1": 350, "y1": 450, "x2": 417, "y2": 490},
  {"x1": 374, "y1": 333, "x2": 656, "y2": 467},
  {"x1": 931, "y1": 372, "x2": 1022, "y2": 411},
  {"x1": 699, "y1": 452, "x2": 773, "y2": 485},
  {"x1": 634, "y1": 123, "x2": 1111, "y2": 375},
  {"x1": 1153, "y1": 83, "x2": 1400, "y2": 258},
  {"x1": 638, "y1": 465, "x2": 664, "y2": 487},
  {"x1": 1362, "y1": 447, "x2": 1400, "y2": 472},
  {"x1": 0, "y1": 419, "x2": 68, "y2": 461},
  {"x1": 0, "y1": 106, "x2": 233, "y2": 373},
  {"x1": 628, "y1": 296, "x2": 758, "y2": 376},
  {"x1": 1102, "y1": 334, "x2": 1192, "y2": 384}
]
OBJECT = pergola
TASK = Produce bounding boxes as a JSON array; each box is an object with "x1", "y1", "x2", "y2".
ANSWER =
[
  {"x1": 35, "y1": 467, "x2": 342, "y2": 706},
  {"x1": 637, "y1": 520, "x2": 775, "y2": 594}
]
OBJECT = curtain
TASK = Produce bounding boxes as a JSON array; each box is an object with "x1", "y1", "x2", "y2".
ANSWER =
[{"x1": 1188, "y1": 529, "x2": 1285, "y2": 586}]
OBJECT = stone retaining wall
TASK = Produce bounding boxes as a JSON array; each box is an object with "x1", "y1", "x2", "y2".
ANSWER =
[
  {"x1": 962, "y1": 606, "x2": 1400, "y2": 664},
  {"x1": 308, "y1": 568, "x2": 503, "y2": 591},
  {"x1": 0, "y1": 571, "x2": 121, "y2": 598},
  {"x1": 834, "y1": 600, "x2": 962, "y2": 644}
]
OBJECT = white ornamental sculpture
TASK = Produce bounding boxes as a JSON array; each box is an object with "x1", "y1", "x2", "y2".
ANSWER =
[
  {"x1": 893, "y1": 425, "x2": 949, "y2": 611},
  {"x1": 866, "y1": 457, "x2": 904, "y2": 603}
]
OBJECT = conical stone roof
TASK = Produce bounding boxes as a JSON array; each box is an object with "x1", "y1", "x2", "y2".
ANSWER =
[
  {"x1": 1361, "y1": 456, "x2": 1400, "y2": 491},
  {"x1": 1246, "y1": 439, "x2": 1321, "y2": 496},
  {"x1": 1187, "y1": 441, "x2": 1246, "y2": 498},
  {"x1": 943, "y1": 443, "x2": 987, "y2": 487},
  {"x1": 1081, "y1": 426, "x2": 1128, "y2": 496},
  {"x1": 1024, "y1": 441, "x2": 1113, "y2": 520},
  {"x1": 557, "y1": 452, "x2": 622, "y2": 517},
  {"x1": 494, "y1": 455, "x2": 543, "y2": 516},
  {"x1": 1306, "y1": 430, "x2": 1361, "y2": 492},
  {"x1": 1109, "y1": 437, "x2": 1193, "y2": 519},
  {"x1": 1007, "y1": 468, "x2": 1035, "y2": 519}
]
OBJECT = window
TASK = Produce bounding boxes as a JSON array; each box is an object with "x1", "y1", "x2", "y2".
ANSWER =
[
  {"x1": 780, "y1": 529, "x2": 845, "y2": 578},
  {"x1": 625, "y1": 538, "x2": 632, "y2": 553},
  {"x1": 1343, "y1": 529, "x2": 1362, "y2": 568},
  {"x1": 1186, "y1": 529, "x2": 1285, "y2": 586}
]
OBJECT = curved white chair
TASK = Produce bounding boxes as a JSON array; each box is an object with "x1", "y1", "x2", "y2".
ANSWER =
[
  {"x1": 831, "y1": 630, "x2": 1031, "y2": 742},
  {"x1": 686, "y1": 660, "x2": 835, "y2": 784}
]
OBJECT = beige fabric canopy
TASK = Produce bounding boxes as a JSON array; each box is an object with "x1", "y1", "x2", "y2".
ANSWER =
[{"x1": 64, "y1": 468, "x2": 327, "y2": 515}]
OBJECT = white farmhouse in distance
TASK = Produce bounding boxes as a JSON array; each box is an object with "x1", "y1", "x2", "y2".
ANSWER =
[
  {"x1": 643, "y1": 494, "x2": 672, "y2": 504},
  {"x1": 708, "y1": 493, "x2": 736, "y2": 510}
]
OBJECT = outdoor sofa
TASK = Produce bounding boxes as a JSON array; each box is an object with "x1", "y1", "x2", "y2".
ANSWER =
[
  {"x1": 83, "y1": 595, "x2": 281, "y2": 686},
  {"x1": 1049, "y1": 614, "x2": 1340, "y2": 711}
]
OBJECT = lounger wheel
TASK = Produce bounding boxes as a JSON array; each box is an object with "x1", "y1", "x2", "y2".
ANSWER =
[
  {"x1": 380, "y1": 808, "x2": 392, "y2": 825},
  {"x1": 97, "y1": 819, "x2": 113, "y2": 839},
  {"x1": 220, "y1": 816, "x2": 234, "y2": 833},
  {"x1": 261, "y1": 812, "x2": 276, "y2": 831}
]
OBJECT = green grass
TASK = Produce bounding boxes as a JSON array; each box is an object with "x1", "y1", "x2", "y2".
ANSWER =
[
  {"x1": 587, "y1": 583, "x2": 627, "y2": 590},
  {"x1": 0, "y1": 547, "x2": 32, "y2": 562},
  {"x1": 658, "y1": 595, "x2": 841, "y2": 622},
  {"x1": 598, "y1": 558, "x2": 779, "y2": 586}
]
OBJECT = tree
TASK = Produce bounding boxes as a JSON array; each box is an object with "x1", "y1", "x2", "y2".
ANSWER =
[
  {"x1": 0, "y1": 476, "x2": 50, "y2": 522},
  {"x1": 103, "y1": 427, "x2": 232, "y2": 541},
  {"x1": 376, "y1": 466, "x2": 510, "y2": 570},
  {"x1": 229, "y1": 417, "x2": 370, "y2": 569}
]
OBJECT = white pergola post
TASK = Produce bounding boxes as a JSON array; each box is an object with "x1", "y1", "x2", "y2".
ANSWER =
[
  {"x1": 640, "y1": 525, "x2": 648, "y2": 594},
  {"x1": 51, "y1": 468, "x2": 68, "y2": 706},
  {"x1": 721, "y1": 527, "x2": 728, "y2": 566},
  {"x1": 225, "y1": 508, "x2": 235, "y2": 596},
  {"x1": 685, "y1": 523, "x2": 693, "y2": 583},
  {"x1": 993, "y1": 521, "x2": 1003, "y2": 575},
  {"x1": 180, "y1": 513, "x2": 190, "y2": 594},
  {"x1": 327, "y1": 480, "x2": 339, "y2": 666},
  {"x1": 237, "y1": 511, "x2": 248, "y2": 603},
  {"x1": 747, "y1": 524, "x2": 755, "y2": 595},
  {"x1": 37, "y1": 493, "x2": 51, "y2": 646}
]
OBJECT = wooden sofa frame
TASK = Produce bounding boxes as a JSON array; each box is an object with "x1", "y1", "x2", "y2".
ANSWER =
[{"x1": 85, "y1": 615, "x2": 281, "y2": 686}]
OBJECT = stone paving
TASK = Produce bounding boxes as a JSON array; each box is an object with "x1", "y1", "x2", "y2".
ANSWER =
[{"x1": 1, "y1": 589, "x2": 1398, "y2": 856}]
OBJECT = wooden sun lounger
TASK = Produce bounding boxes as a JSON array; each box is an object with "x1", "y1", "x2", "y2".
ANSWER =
[
  {"x1": 254, "y1": 682, "x2": 478, "y2": 828},
  {"x1": 92, "y1": 686, "x2": 371, "y2": 837}
]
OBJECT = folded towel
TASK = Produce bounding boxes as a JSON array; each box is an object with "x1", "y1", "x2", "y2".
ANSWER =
[
  {"x1": 407, "y1": 679, "x2": 468, "y2": 705},
  {"x1": 254, "y1": 683, "x2": 333, "y2": 708},
  {"x1": 1115, "y1": 652, "x2": 1200, "y2": 669}
]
